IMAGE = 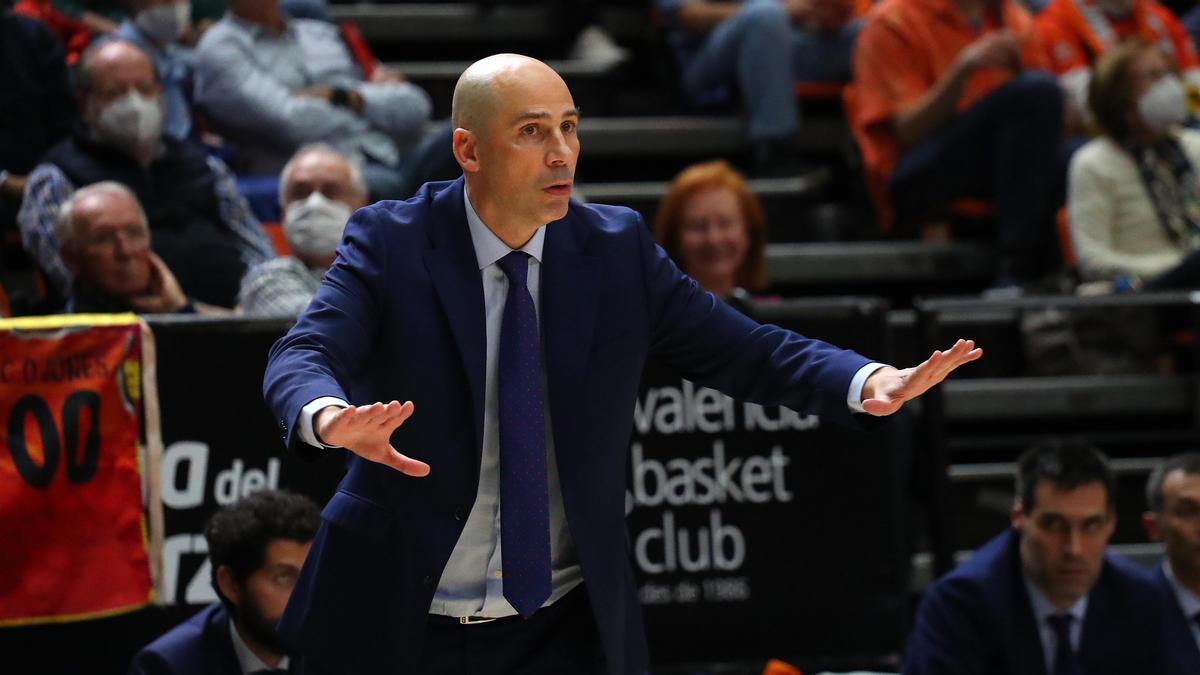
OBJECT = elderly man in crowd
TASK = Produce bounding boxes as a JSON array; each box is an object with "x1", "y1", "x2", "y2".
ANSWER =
[
  {"x1": 18, "y1": 39, "x2": 273, "y2": 309},
  {"x1": 193, "y1": 0, "x2": 456, "y2": 200},
  {"x1": 239, "y1": 144, "x2": 368, "y2": 317},
  {"x1": 56, "y1": 181, "x2": 225, "y2": 314}
]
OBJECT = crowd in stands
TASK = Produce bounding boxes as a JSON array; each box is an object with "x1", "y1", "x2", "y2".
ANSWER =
[
  {"x1": 6, "y1": 0, "x2": 1200, "y2": 313},
  {"x1": 7, "y1": 0, "x2": 1200, "y2": 318}
]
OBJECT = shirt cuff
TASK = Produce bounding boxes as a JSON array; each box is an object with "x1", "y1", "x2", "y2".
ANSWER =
[
  {"x1": 299, "y1": 396, "x2": 350, "y2": 448},
  {"x1": 847, "y1": 362, "x2": 889, "y2": 413}
]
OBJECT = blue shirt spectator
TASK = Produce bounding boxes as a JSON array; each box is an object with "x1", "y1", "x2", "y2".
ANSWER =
[{"x1": 192, "y1": 0, "x2": 448, "y2": 199}]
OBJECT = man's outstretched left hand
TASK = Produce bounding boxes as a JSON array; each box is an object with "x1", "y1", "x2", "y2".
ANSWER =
[{"x1": 861, "y1": 339, "x2": 983, "y2": 417}]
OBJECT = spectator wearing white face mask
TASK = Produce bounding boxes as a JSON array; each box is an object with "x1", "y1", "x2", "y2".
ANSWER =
[
  {"x1": 1069, "y1": 40, "x2": 1200, "y2": 290},
  {"x1": 1036, "y1": 0, "x2": 1200, "y2": 129},
  {"x1": 18, "y1": 39, "x2": 274, "y2": 309},
  {"x1": 238, "y1": 144, "x2": 367, "y2": 316},
  {"x1": 111, "y1": 0, "x2": 195, "y2": 141}
]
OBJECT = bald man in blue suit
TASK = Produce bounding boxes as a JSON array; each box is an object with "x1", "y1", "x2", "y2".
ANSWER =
[{"x1": 263, "y1": 54, "x2": 982, "y2": 675}]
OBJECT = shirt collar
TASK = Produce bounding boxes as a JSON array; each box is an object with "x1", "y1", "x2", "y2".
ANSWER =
[
  {"x1": 1023, "y1": 575, "x2": 1090, "y2": 625},
  {"x1": 228, "y1": 618, "x2": 290, "y2": 675},
  {"x1": 1164, "y1": 560, "x2": 1200, "y2": 619},
  {"x1": 463, "y1": 184, "x2": 546, "y2": 270},
  {"x1": 226, "y1": 12, "x2": 291, "y2": 40}
]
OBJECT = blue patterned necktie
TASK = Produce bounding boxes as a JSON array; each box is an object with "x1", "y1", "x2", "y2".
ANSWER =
[
  {"x1": 496, "y1": 251, "x2": 552, "y2": 618},
  {"x1": 1048, "y1": 613, "x2": 1082, "y2": 675}
]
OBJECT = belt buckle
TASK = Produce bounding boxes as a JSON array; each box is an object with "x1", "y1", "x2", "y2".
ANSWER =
[{"x1": 458, "y1": 615, "x2": 497, "y2": 625}]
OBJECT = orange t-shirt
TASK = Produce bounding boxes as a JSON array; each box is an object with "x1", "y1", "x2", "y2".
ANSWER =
[
  {"x1": 1037, "y1": 0, "x2": 1199, "y2": 74},
  {"x1": 847, "y1": 0, "x2": 1048, "y2": 230}
]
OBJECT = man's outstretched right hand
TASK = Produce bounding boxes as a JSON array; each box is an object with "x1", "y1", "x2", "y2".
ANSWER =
[{"x1": 315, "y1": 401, "x2": 430, "y2": 476}]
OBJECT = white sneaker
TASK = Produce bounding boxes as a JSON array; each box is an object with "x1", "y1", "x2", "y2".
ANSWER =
[{"x1": 569, "y1": 25, "x2": 630, "y2": 66}]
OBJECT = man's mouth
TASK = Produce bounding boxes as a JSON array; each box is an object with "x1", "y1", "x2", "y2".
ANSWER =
[{"x1": 543, "y1": 181, "x2": 573, "y2": 196}]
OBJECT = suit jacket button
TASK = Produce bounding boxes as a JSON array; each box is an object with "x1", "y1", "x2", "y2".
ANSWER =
[
  {"x1": 454, "y1": 507, "x2": 466, "y2": 522},
  {"x1": 423, "y1": 575, "x2": 433, "y2": 586}
]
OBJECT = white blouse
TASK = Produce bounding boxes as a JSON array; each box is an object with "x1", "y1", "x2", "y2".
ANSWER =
[{"x1": 1067, "y1": 129, "x2": 1200, "y2": 282}]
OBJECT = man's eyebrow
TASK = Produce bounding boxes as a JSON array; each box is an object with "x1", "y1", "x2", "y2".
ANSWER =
[{"x1": 511, "y1": 108, "x2": 582, "y2": 125}]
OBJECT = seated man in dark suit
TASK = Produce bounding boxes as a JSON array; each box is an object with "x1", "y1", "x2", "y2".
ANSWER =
[
  {"x1": 904, "y1": 440, "x2": 1165, "y2": 675},
  {"x1": 128, "y1": 490, "x2": 319, "y2": 675},
  {"x1": 1142, "y1": 453, "x2": 1200, "y2": 675}
]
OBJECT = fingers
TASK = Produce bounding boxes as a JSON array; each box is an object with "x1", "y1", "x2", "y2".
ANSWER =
[
  {"x1": 911, "y1": 340, "x2": 983, "y2": 388},
  {"x1": 325, "y1": 401, "x2": 429, "y2": 476},
  {"x1": 378, "y1": 400, "x2": 415, "y2": 431},
  {"x1": 382, "y1": 449, "x2": 431, "y2": 477}
]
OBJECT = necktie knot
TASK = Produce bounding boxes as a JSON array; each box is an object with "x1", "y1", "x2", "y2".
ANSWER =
[
  {"x1": 497, "y1": 251, "x2": 530, "y2": 286},
  {"x1": 1048, "y1": 613, "x2": 1074, "y2": 637}
]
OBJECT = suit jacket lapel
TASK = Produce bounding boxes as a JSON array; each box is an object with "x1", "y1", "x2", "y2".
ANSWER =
[
  {"x1": 422, "y1": 179, "x2": 487, "y2": 458},
  {"x1": 1002, "y1": 531, "x2": 1049, "y2": 675},
  {"x1": 541, "y1": 208, "x2": 600, "y2": 455},
  {"x1": 1157, "y1": 565, "x2": 1200, "y2": 673},
  {"x1": 205, "y1": 604, "x2": 244, "y2": 675}
]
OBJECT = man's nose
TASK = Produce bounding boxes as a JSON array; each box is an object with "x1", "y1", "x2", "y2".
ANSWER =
[
  {"x1": 1064, "y1": 529, "x2": 1085, "y2": 556},
  {"x1": 546, "y1": 130, "x2": 571, "y2": 167}
]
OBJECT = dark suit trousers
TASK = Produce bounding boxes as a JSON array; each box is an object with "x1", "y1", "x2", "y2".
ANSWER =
[{"x1": 417, "y1": 586, "x2": 606, "y2": 675}]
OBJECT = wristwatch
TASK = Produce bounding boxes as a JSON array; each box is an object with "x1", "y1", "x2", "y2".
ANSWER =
[{"x1": 330, "y1": 87, "x2": 351, "y2": 109}]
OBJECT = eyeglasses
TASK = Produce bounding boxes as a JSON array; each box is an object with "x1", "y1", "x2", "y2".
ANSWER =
[{"x1": 81, "y1": 226, "x2": 150, "y2": 252}]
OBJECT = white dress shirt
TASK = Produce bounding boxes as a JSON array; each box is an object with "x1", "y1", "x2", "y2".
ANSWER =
[
  {"x1": 229, "y1": 618, "x2": 290, "y2": 674},
  {"x1": 1025, "y1": 576, "x2": 1088, "y2": 675}
]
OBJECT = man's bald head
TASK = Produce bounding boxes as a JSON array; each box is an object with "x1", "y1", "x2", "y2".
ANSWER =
[
  {"x1": 451, "y1": 54, "x2": 567, "y2": 137},
  {"x1": 449, "y1": 53, "x2": 579, "y2": 242},
  {"x1": 77, "y1": 40, "x2": 157, "y2": 101}
]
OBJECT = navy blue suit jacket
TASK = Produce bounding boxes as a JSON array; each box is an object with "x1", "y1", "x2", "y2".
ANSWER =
[
  {"x1": 262, "y1": 178, "x2": 873, "y2": 674},
  {"x1": 128, "y1": 604, "x2": 243, "y2": 675},
  {"x1": 1153, "y1": 564, "x2": 1200, "y2": 675},
  {"x1": 903, "y1": 529, "x2": 1165, "y2": 675}
]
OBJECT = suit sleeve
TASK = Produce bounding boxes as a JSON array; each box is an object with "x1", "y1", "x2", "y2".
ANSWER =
[
  {"x1": 635, "y1": 220, "x2": 872, "y2": 427},
  {"x1": 903, "y1": 578, "x2": 994, "y2": 675},
  {"x1": 262, "y1": 205, "x2": 387, "y2": 455}
]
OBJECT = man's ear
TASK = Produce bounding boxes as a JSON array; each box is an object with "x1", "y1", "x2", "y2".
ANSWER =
[
  {"x1": 1011, "y1": 498, "x2": 1025, "y2": 529},
  {"x1": 1142, "y1": 511, "x2": 1163, "y2": 542},
  {"x1": 452, "y1": 128, "x2": 479, "y2": 173},
  {"x1": 215, "y1": 565, "x2": 242, "y2": 607}
]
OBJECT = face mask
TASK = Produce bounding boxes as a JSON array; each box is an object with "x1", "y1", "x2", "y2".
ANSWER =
[
  {"x1": 284, "y1": 192, "x2": 352, "y2": 260},
  {"x1": 134, "y1": 1, "x2": 191, "y2": 45},
  {"x1": 1138, "y1": 75, "x2": 1189, "y2": 135},
  {"x1": 93, "y1": 90, "x2": 163, "y2": 156}
]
